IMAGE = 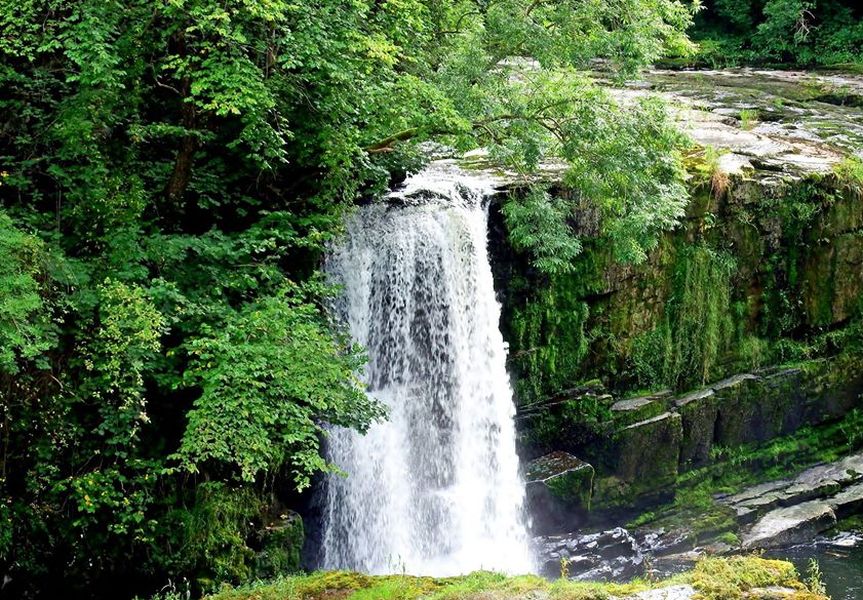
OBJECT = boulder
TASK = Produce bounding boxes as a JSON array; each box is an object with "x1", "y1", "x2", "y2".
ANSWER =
[
  {"x1": 624, "y1": 585, "x2": 696, "y2": 600},
  {"x1": 801, "y1": 355, "x2": 863, "y2": 423},
  {"x1": 525, "y1": 452, "x2": 595, "y2": 534},
  {"x1": 612, "y1": 391, "x2": 671, "y2": 427},
  {"x1": 618, "y1": 413, "x2": 682, "y2": 491},
  {"x1": 829, "y1": 482, "x2": 863, "y2": 519},
  {"x1": 741, "y1": 501, "x2": 837, "y2": 549}
]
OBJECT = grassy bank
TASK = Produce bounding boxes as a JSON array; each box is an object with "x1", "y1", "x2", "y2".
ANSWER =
[{"x1": 173, "y1": 556, "x2": 827, "y2": 600}]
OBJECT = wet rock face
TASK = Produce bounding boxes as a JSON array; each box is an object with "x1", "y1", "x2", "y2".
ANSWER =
[
  {"x1": 525, "y1": 452, "x2": 595, "y2": 535},
  {"x1": 585, "y1": 360, "x2": 861, "y2": 510},
  {"x1": 535, "y1": 527, "x2": 644, "y2": 581},
  {"x1": 675, "y1": 388, "x2": 717, "y2": 468},
  {"x1": 486, "y1": 68, "x2": 863, "y2": 553},
  {"x1": 487, "y1": 69, "x2": 863, "y2": 396}
]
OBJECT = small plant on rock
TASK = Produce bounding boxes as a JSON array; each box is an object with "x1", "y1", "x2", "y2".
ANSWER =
[
  {"x1": 739, "y1": 109, "x2": 759, "y2": 130},
  {"x1": 560, "y1": 556, "x2": 572, "y2": 579}
]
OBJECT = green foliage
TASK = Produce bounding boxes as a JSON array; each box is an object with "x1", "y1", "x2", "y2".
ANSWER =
[
  {"x1": 503, "y1": 188, "x2": 583, "y2": 275},
  {"x1": 690, "y1": 0, "x2": 863, "y2": 67},
  {"x1": 0, "y1": 212, "x2": 57, "y2": 373},
  {"x1": 503, "y1": 96, "x2": 690, "y2": 272},
  {"x1": 738, "y1": 108, "x2": 759, "y2": 130},
  {"x1": 806, "y1": 559, "x2": 827, "y2": 596},
  {"x1": 717, "y1": 531, "x2": 740, "y2": 546},
  {"x1": 562, "y1": 96, "x2": 690, "y2": 265},
  {"x1": 177, "y1": 287, "x2": 384, "y2": 489},
  {"x1": 0, "y1": 0, "x2": 703, "y2": 595},
  {"x1": 685, "y1": 145, "x2": 729, "y2": 199},
  {"x1": 834, "y1": 156, "x2": 863, "y2": 196}
]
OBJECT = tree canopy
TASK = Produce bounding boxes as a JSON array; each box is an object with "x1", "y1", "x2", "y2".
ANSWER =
[
  {"x1": 0, "y1": 0, "x2": 701, "y2": 596},
  {"x1": 691, "y1": 0, "x2": 863, "y2": 65}
]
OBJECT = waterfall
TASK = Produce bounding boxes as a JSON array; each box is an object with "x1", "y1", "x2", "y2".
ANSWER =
[{"x1": 320, "y1": 161, "x2": 532, "y2": 576}]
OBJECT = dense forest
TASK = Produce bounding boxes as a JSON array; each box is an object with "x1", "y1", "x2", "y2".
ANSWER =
[
  {"x1": 0, "y1": 0, "x2": 861, "y2": 599},
  {"x1": 690, "y1": 0, "x2": 863, "y2": 66}
]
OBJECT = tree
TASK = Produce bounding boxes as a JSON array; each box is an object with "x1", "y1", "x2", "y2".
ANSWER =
[{"x1": 0, "y1": 0, "x2": 699, "y2": 596}]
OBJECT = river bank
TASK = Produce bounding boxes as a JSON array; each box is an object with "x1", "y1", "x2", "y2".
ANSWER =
[{"x1": 199, "y1": 556, "x2": 826, "y2": 600}]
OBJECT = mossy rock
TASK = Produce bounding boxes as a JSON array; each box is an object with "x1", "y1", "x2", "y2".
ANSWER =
[
  {"x1": 611, "y1": 391, "x2": 672, "y2": 428},
  {"x1": 675, "y1": 388, "x2": 718, "y2": 470},
  {"x1": 712, "y1": 374, "x2": 761, "y2": 447},
  {"x1": 525, "y1": 451, "x2": 595, "y2": 533},
  {"x1": 594, "y1": 412, "x2": 682, "y2": 506},
  {"x1": 802, "y1": 233, "x2": 863, "y2": 327},
  {"x1": 753, "y1": 367, "x2": 809, "y2": 439},
  {"x1": 800, "y1": 354, "x2": 863, "y2": 422}
]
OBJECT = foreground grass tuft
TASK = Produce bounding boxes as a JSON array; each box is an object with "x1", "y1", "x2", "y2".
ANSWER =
[{"x1": 194, "y1": 556, "x2": 827, "y2": 600}]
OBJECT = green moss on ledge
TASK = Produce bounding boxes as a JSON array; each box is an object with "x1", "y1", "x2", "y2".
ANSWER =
[{"x1": 193, "y1": 556, "x2": 824, "y2": 600}]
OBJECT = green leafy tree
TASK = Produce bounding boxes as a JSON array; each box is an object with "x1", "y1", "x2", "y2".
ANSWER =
[
  {"x1": 177, "y1": 287, "x2": 385, "y2": 489},
  {"x1": 0, "y1": 0, "x2": 703, "y2": 595}
]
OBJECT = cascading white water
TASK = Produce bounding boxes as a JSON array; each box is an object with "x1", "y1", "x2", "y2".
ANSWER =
[{"x1": 320, "y1": 161, "x2": 532, "y2": 576}]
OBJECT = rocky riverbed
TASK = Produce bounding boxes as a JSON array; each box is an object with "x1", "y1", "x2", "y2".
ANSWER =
[
  {"x1": 637, "y1": 68, "x2": 863, "y2": 176},
  {"x1": 532, "y1": 450, "x2": 863, "y2": 584}
]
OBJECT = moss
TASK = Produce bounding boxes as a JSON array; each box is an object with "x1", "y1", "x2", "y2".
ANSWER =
[
  {"x1": 520, "y1": 381, "x2": 614, "y2": 452},
  {"x1": 183, "y1": 482, "x2": 263, "y2": 591},
  {"x1": 593, "y1": 412, "x2": 682, "y2": 507},
  {"x1": 690, "y1": 556, "x2": 806, "y2": 600},
  {"x1": 833, "y1": 156, "x2": 863, "y2": 197},
  {"x1": 526, "y1": 452, "x2": 595, "y2": 511},
  {"x1": 717, "y1": 532, "x2": 740, "y2": 546},
  {"x1": 545, "y1": 466, "x2": 595, "y2": 507},
  {"x1": 199, "y1": 557, "x2": 825, "y2": 600},
  {"x1": 628, "y1": 245, "x2": 735, "y2": 391},
  {"x1": 254, "y1": 512, "x2": 305, "y2": 580},
  {"x1": 509, "y1": 271, "x2": 591, "y2": 408},
  {"x1": 835, "y1": 513, "x2": 863, "y2": 533},
  {"x1": 501, "y1": 140, "x2": 863, "y2": 425}
]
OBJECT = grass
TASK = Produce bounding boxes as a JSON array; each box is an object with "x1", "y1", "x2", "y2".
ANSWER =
[
  {"x1": 190, "y1": 556, "x2": 826, "y2": 600},
  {"x1": 690, "y1": 556, "x2": 818, "y2": 600},
  {"x1": 833, "y1": 155, "x2": 863, "y2": 196},
  {"x1": 738, "y1": 109, "x2": 758, "y2": 130},
  {"x1": 683, "y1": 145, "x2": 730, "y2": 200}
]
